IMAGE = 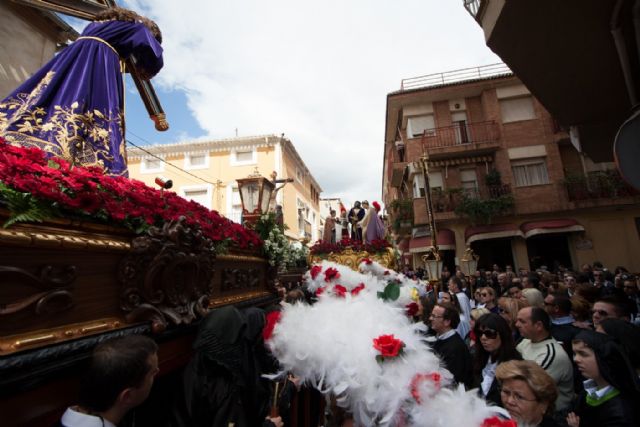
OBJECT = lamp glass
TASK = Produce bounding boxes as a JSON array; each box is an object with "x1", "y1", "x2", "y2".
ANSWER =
[
  {"x1": 261, "y1": 181, "x2": 273, "y2": 213},
  {"x1": 425, "y1": 258, "x2": 443, "y2": 281},
  {"x1": 240, "y1": 181, "x2": 259, "y2": 212}
]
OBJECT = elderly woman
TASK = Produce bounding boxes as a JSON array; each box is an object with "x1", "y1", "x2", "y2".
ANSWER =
[
  {"x1": 521, "y1": 288, "x2": 545, "y2": 309},
  {"x1": 495, "y1": 360, "x2": 560, "y2": 426}
]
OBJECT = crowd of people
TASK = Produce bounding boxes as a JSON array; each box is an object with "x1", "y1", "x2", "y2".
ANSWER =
[
  {"x1": 422, "y1": 261, "x2": 640, "y2": 426},
  {"x1": 60, "y1": 261, "x2": 640, "y2": 427}
]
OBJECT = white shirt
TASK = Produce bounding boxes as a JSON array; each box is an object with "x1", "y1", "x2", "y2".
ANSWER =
[
  {"x1": 61, "y1": 407, "x2": 117, "y2": 427},
  {"x1": 481, "y1": 360, "x2": 498, "y2": 396}
]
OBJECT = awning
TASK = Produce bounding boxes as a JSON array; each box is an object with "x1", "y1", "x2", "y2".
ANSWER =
[
  {"x1": 465, "y1": 223, "x2": 523, "y2": 244},
  {"x1": 520, "y1": 219, "x2": 585, "y2": 238},
  {"x1": 409, "y1": 229, "x2": 456, "y2": 253}
]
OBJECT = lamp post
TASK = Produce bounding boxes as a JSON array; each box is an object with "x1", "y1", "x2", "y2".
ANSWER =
[
  {"x1": 236, "y1": 167, "x2": 275, "y2": 226},
  {"x1": 460, "y1": 246, "x2": 479, "y2": 296},
  {"x1": 419, "y1": 153, "x2": 442, "y2": 294}
]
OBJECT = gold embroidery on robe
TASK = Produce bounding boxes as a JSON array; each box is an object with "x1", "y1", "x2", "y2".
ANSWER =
[{"x1": 0, "y1": 71, "x2": 125, "y2": 174}]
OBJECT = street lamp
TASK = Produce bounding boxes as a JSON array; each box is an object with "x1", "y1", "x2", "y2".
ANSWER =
[
  {"x1": 460, "y1": 246, "x2": 479, "y2": 295},
  {"x1": 422, "y1": 246, "x2": 443, "y2": 295},
  {"x1": 236, "y1": 167, "x2": 275, "y2": 226}
]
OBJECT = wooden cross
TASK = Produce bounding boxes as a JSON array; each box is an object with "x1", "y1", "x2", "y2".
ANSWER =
[{"x1": 10, "y1": 0, "x2": 169, "y2": 132}]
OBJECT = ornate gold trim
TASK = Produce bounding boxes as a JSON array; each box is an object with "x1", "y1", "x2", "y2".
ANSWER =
[
  {"x1": 309, "y1": 247, "x2": 397, "y2": 271},
  {"x1": 0, "y1": 317, "x2": 123, "y2": 355},
  {"x1": 216, "y1": 254, "x2": 267, "y2": 263},
  {"x1": 0, "y1": 228, "x2": 130, "y2": 251},
  {"x1": 208, "y1": 290, "x2": 273, "y2": 308}
]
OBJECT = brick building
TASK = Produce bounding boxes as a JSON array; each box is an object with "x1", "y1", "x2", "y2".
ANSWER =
[{"x1": 382, "y1": 64, "x2": 640, "y2": 273}]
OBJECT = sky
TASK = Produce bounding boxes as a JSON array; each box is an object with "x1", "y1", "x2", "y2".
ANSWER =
[{"x1": 83, "y1": 0, "x2": 502, "y2": 208}]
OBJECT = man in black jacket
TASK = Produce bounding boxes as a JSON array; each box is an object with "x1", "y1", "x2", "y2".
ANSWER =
[{"x1": 428, "y1": 302, "x2": 473, "y2": 388}]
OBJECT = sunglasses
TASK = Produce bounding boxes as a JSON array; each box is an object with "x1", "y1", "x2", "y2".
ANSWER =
[
  {"x1": 498, "y1": 307, "x2": 508, "y2": 314},
  {"x1": 480, "y1": 293, "x2": 489, "y2": 297},
  {"x1": 478, "y1": 328, "x2": 498, "y2": 339},
  {"x1": 591, "y1": 309, "x2": 610, "y2": 317}
]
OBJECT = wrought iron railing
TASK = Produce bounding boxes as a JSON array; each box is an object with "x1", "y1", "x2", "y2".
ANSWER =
[
  {"x1": 432, "y1": 184, "x2": 512, "y2": 213},
  {"x1": 420, "y1": 120, "x2": 499, "y2": 149},
  {"x1": 564, "y1": 171, "x2": 639, "y2": 202},
  {"x1": 400, "y1": 63, "x2": 512, "y2": 91}
]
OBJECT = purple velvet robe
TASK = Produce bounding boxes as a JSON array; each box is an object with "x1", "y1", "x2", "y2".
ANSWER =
[
  {"x1": 0, "y1": 20, "x2": 163, "y2": 176},
  {"x1": 365, "y1": 211, "x2": 386, "y2": 243}
]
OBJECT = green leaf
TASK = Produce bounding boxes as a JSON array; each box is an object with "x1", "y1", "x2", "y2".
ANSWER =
[
  {"x1": 375, "y1": 355, "x2": 384, "y2": 363},
  {"x1": 377, "y1": 291, "x2": 386, "y2": 300},
  {"x1": 384, "y1": 282, "x2": 400, "y2": 301},
  {"x1": 47, "y1": 159, "x2": 60, "y2": 169}
]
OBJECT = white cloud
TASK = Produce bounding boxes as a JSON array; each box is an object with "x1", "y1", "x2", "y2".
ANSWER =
[{"x1": 125, "y1": 0, "x2": 500, "y2": 208}]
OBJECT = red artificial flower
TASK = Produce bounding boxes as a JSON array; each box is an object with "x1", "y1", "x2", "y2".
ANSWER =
[
  {"x1": 333, "y1": 284, "x2": 347, "y2": 298},
  {"x1": 315, "y1": 286, "x2": 326, "y2": 296},
  {"x1": 324, "y1": 267, "x2": 340, "y2": 282},
  {"x1": 262, "y1": 310, "x2": 282, "y2": 341},
  {"x1": 383, "y1": 270, "x2": 390, "y2": 276},
  {"x1": 410, "y1": 372, "x2": 441, "y2": 404},
  {"x1": 481, "y1": 417, "x2": 517, "y2": 427},
  {"x1": 362, "y1": 258, "x2": 373, "y2": 265},
  {"x1": 310, "y1": 265, "x2": 322, "y2": 280},
  {"x1": 405, "y1": 302, "x2": 419, "y2": 317},
  {"x1": 373, "y1": 334, "x2": 404, "y2": 359},
  {"x1": 351, "y1": 283, "x2": 365, "y2": 296}
]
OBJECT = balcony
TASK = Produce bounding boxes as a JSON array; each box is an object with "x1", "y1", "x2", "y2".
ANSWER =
[
  {"x1": 420, "y1": 121, "x2": 500, "y2": 159},
  {"x1": 564, "y1": 171, "x2": 640, "y2": 206}
]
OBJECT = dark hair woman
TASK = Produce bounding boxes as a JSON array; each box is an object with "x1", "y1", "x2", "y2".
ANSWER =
[
  {"x1": 566, "y1": 330, "x2": 640, "y2": 427},
  {"x1": 596, "y1": 318, "x2": 640, "y2": 374},
  {"x1": 472, "y1": 313, "x2": 522, "y2": 406}
]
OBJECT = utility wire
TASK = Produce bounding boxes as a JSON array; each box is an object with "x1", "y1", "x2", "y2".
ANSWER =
[{"x1": 125, "y1": 135, "x2": 219, "y2": 187}]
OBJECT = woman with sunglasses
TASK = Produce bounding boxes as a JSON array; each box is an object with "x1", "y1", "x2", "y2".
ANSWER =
[
  {"x1": 566, "y1": 330, "x2": 640, "y2": 427},
  {"x1": 472, "y1": 313, "x2": 522, "y2": 406},
  {"x1": 479, "y1": 287, "x2": 499, "y2": 313}
]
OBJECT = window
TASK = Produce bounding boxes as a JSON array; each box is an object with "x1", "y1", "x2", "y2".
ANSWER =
[
  {"x1": 407, "y1": 115, "x2": 435, "y2": 138},
  {"x1": 413, "y1": 171, "x2": 443, "y2": 198},
  {"x1": 230, "y1": 148, "x2": 256, "y2": 166},
  {"x1": 181, "y1": 185, "x2": 212, "y2": 209},
  {"x1": 141, "y1": 157, "x2": 164, "y2": 174},
  {"x1": 500, "y1": 96, "x2": 536, "y2": 123},
  {"x1": 296, "y1": 168, "x2": 304, "y2": 183},
  {"x1": 460, "y1": 169, "x2": 478, "y2": 196},
  {"x1": 511, "y1": 158, "x2": 550, "y2": 187},
  {"x1": 185, "y1": 153, "x2": 209, "y2": 170},
  {"x1": 451, "y1": 111, "x2": 469, "y2": 144}
]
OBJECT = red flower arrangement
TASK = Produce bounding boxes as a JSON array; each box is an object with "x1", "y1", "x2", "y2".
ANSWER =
[
  {"x1": 373, "y1": 334, "x2": 405, "y2": 362},
  {"x1": 310, "y1": 265, "x2": 322, "y2": 280},
  {"x1": 262, "y1": 310, "x2": 282, "y2": 341},
  {"x1": 410, "y1": 372, "x2": 441, "y2": 404},
  {"x1": 315, "y1": 286, "x2": 326, "y2": 297},
  {"x1": 0, "y1": 139, "x2": 261, "y2": 250},
  {"x1": 351, "y1": 283, "x2": 365, "y2": 296},
  {"x1": 324, "y1": 267, "x2": 340, "y2": 282},
  {"x1": 361, "y1": 258, "x2": 373, "y2": 265},
  {"x1": 309, "y1": 237, "x2": 391, "y2": 256}
]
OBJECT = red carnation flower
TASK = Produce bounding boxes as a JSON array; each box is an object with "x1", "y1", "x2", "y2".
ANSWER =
[
  {"x1": 324, "y1": 267, "x2": 340, "y2": 282},
  {"x1": 383, "y1": 270, "x2": 390, "y2": 276},
  {"x1": 410, "y1": 372, "x2": 441, "y2": 404},
  {"x1": 333, "y1": 284, "x2": 347, "y2": 298},
  {"x1": 315, "y1": 286, "x2": 326, "y2": 297},
  {"x1": 351, "y1": 283, "x2": 365, "y2": 296},
  {"x1": 405, "y1": 302, "x2": 419, "y2": 317},
  {"x1": 310, "y1": 265, "x2": 322, "y2": 280},
  {"x1": 481, "y1": 417, "x2": 517, "y2": 427},
  {"x1": 362, "y1": 258, "x2": 373, "y2": 265},
  {"x1": 262, "y1": 310, "x2": 282, "y2": 341},
  {"x1": 373, "y1": 334, "x2": 404, "y2": 359}
]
